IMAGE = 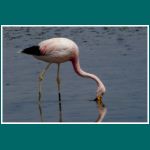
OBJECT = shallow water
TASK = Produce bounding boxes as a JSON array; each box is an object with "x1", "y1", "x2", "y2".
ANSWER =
[{"x1": 3, "y1": 27, "x2": 147, "y2": 122}]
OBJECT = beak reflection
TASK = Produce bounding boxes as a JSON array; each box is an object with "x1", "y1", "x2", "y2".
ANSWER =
[{"x1": 95, "y1": 97, "x2": 107, "y2": 122}]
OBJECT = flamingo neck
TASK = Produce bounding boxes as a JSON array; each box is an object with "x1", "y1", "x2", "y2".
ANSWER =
[{"x1": 71, "y1": 57, "x2": 104, "y2": 89}]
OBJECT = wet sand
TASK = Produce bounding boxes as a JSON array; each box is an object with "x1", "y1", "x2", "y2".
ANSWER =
[{"x1": 2, "y1": 26, "x2": 147, "y2": 122}]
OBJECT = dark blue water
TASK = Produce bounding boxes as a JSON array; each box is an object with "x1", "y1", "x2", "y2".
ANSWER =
[{"x1": 3, "y1": 27, "x2": 148, "y2": 122}]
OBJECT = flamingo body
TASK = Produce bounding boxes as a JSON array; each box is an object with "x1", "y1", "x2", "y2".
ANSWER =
[
  {"x1": 37, "y1": 38, "x2": 79, "y2": 63},
  {"x1": 21, "y1": 37, "x2": 106, "y2": 98},
  {"x1": 22, "y1": 38, "x2": 78, "y2": 63}
]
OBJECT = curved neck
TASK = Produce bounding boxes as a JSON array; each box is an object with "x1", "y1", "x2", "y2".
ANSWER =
[{"x1": 71, "y1": 57, "x2": 104, "y2": 88}]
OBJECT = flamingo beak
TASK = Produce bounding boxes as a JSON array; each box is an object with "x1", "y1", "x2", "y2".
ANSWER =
[
  {"x1": 94, "y1": 95, "x2": 103, "y2": 102},
  {"x1": 97, "y1": 95, "x2": 102, "y2": 102}
]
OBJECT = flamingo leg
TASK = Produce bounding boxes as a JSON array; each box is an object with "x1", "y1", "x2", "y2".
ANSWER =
[
  {"x1": 39, "y1": 63, "x2": 51, "y2": 81},
  {"x1": 56, "y1": 63, "x2": 61, "y2": 93},
  {"x1": 56, "y1": 63, "x2": 63, "y2": 122},
  {"x1": 38, "y1": 63, "x2": 51, "y2": 121}
]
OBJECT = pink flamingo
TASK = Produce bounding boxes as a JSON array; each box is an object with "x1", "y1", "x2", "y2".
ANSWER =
[{"x1": 21, "y1": 38, "x2": 106, "y2": 101}]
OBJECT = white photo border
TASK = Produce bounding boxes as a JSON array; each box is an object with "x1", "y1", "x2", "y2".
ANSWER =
[{"x1": 1, "y1": 25, "x2": 149, "y2": 124}]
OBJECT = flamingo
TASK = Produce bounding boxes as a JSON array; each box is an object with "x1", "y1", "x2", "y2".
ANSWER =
[{"x1": 20, "y1": 37, "x2": 106, "y2": 103}]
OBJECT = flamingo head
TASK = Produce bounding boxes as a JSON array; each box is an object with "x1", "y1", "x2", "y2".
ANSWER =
[{"x1": 96, "y1": 85, "x2": 106, "y2": 101}]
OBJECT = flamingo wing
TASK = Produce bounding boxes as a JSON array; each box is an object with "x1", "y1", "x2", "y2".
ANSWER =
[{"x1": 39, "y1": 38, "x2": 73, "y2": 57}]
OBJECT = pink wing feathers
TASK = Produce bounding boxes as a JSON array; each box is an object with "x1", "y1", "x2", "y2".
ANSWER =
[{"x1": 38, "y1": 38, "x2": 78, "y2": 58}]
